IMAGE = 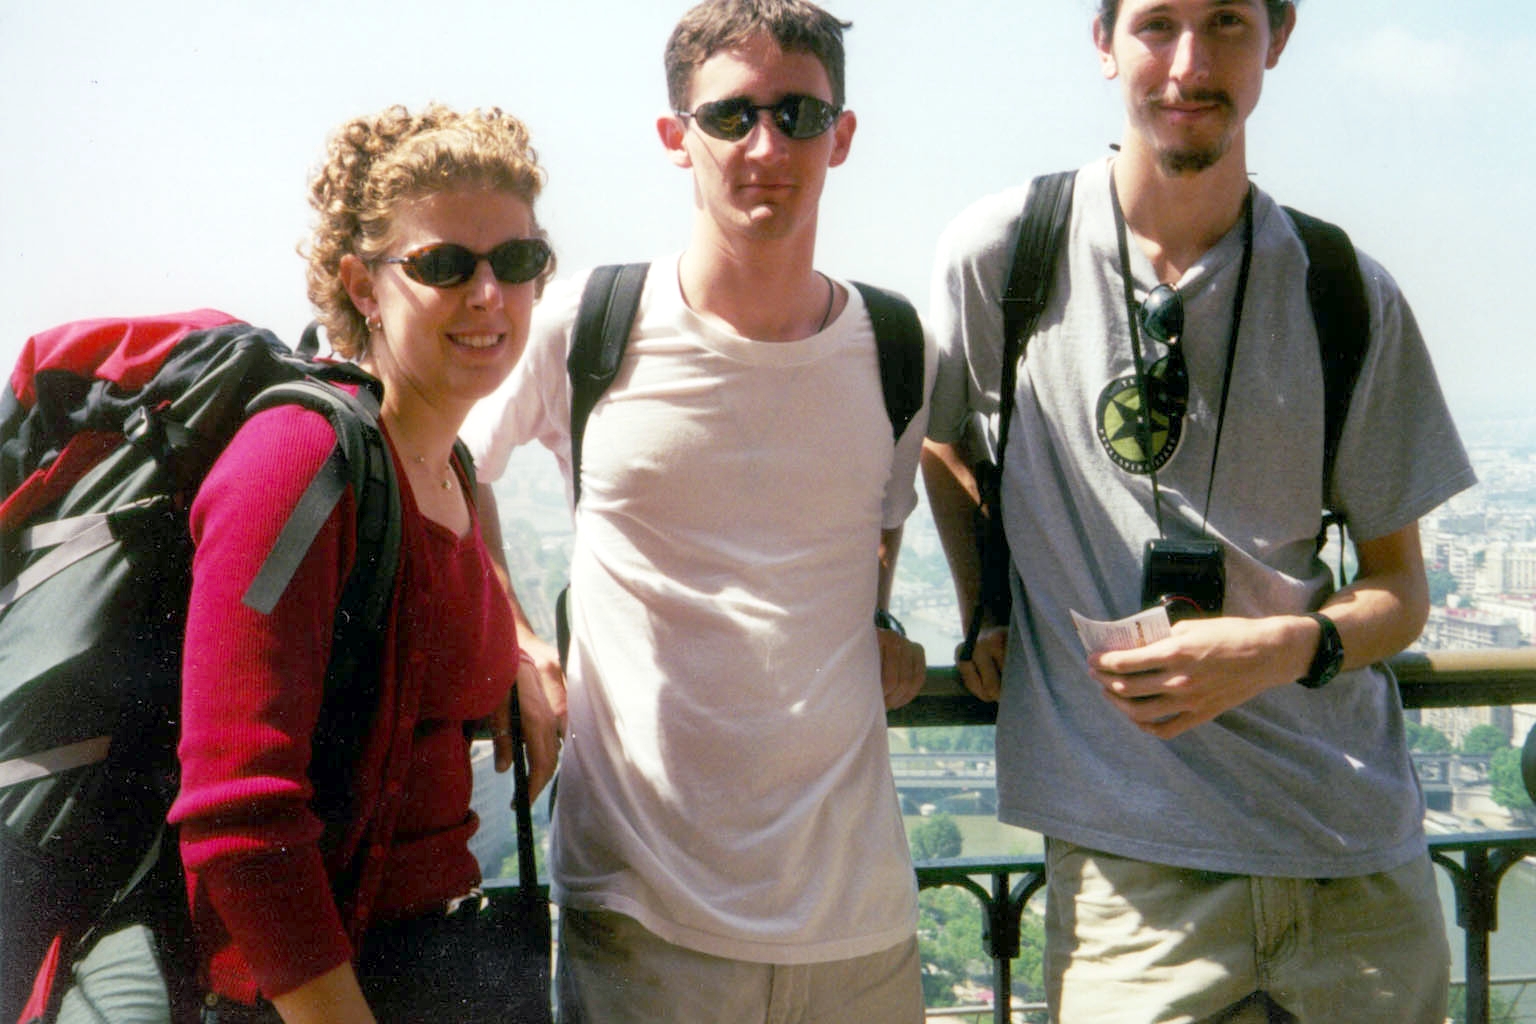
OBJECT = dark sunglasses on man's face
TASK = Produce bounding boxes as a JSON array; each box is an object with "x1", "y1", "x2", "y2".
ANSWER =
[
  {"x1": 381, "y1": 238, "x2": 552, "y2": 288},
  {"x1": 678, "y1": 94, "x2": 841, "y2": 142}
]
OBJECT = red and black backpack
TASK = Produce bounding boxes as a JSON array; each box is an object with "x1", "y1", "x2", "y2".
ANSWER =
[{"x1": 0, "y1": 310, "x2": 403, "y2": 1022}]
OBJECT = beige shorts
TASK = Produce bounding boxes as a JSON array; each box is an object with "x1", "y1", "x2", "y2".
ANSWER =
[
  {"x1": 1043, "y1": 840, "x2": 1450, "y2": 1024},
  {"x1": 554, "y1": 907, "x2": 922, "y2": 1024}
]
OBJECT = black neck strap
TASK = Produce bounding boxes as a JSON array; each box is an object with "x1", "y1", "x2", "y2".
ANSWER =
[
  {"x1": 1110, "y1": 173, "x2": 1254, "y2": 538},
  {"x1": 1203, "y1": 188, "x2": 1255, "y2": 530}
]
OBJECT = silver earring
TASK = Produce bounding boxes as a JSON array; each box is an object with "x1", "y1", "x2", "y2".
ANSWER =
[{"x1": 366, "y1": 315, "x2": 382, "y2": 333}]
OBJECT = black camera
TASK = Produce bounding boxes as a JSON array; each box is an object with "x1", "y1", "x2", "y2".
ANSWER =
[{"x1": 1140, "y1": 538, "x2": 1225, "y2": 623}]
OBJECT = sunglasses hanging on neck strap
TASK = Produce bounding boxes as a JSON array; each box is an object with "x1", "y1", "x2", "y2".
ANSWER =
[{"x1": 1109, "y1": 172, "x2": 1255, "y2": 540}]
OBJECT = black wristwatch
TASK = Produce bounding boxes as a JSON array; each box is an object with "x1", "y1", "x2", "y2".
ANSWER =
[
  {"x1": 1297, "y1": 612, "x2": 1344, "y2": 689},
  {"x1": 874, "y1": 608, "x2": 906, "y2": 637}
]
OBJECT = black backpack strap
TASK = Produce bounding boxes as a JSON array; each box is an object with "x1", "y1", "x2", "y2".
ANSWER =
[
  {"x1": 852, "y1": 282, "x2": 925, "y2": 441},
  {"x1": 998, "y1": 170, "x2": 1076, "y2": 462},
  {"x1": 240, "y1": 379, "x2": 399, "y2": 627},
  {"x1": 239, "y1": 375, "x2": 404, "y2": 828},
  {"x1": 452, "y1": 437, "x2": 476, "y2": 495},
  {"x1": 1284, "y1": 208, "x2": 1370, "y2": 514},
  {"x1": 568, "y1": 263, "x2": 650, "y2": 507},
  {"x1": 958, "y1": 171, "x2": 1076, "y2": 659},
  {"x1": 556, "y1": 263, "x2": 647, "y2": 669},
  {"x1": 506, "y1": 695, "x2": 540, "y2": 896}
]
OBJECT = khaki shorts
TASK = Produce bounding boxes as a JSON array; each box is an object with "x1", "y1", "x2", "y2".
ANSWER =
[
  {"x1": 555, "y1": 907, "x2": 923, "y2": 1024},
  {"x1": 1043, "y1": 840, "x2": 1450, "y2": 1024}
]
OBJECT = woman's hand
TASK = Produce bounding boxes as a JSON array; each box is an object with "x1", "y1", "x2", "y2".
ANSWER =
[{"x1": 491, "y1": 634, "x2": 565, "y2": 800}]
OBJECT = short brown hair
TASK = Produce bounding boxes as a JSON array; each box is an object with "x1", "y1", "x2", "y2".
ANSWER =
[
  {"x1": 665, "y1": 0, "x2": 852, "y2": 111},
  {"x1": 303, "y1": 103, "x2": 552, "y2": 358},
  {"x1": 1096, "y1": 0, "x2": 1294, "y2": 34}
]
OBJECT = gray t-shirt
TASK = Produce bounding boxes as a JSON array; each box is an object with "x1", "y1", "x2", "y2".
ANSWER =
[{"x1": 929, "y1": 159, "x2": 1475, "y2": 877}]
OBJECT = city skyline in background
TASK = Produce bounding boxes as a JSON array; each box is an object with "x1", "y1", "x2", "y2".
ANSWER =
[{"x1": 2, "y1": 1, "x2": 1533, "y2": 440}]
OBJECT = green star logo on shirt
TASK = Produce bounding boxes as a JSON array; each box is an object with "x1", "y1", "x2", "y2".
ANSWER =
[{"x1": 1096, "y1": 371, "x2": 1182, "y2": 474}]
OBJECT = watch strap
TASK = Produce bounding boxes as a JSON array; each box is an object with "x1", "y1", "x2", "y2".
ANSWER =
[{"x1": 1297, "y1": 612, "x2": 1343, "y2": 689}]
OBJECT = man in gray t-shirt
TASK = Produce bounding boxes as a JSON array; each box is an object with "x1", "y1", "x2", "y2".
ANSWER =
[{"x1": 923, "y1": 2, "x2": 1474, "y2": 1021}]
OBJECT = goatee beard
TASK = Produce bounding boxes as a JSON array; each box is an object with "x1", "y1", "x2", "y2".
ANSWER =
[
  {"x1": 1160, "y1": 145, "x2": 1223, "y2": 175},
  {"x1": 1149, "y1": 89, "x2": 1232, "y2": 175}
]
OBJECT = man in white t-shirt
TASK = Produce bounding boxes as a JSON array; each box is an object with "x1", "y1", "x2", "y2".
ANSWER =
[
  {"x1": 923, "y1": 1, "x2": 1473, "y2": 1021},
  {"x1": 462, "y1": 2, "x2": 931, "y2": 1021}
]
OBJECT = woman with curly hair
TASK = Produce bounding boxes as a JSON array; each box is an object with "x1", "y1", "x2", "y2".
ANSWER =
[
  {"x1": 181, "y1": 103, "x2": 559, "y2": 1024},
  {"x1": 50, "y1": 103, "x2": 560, "y2": 1024},
  {"x1": 181, "y1": 102, "x2": 558, "y2": 1024}
]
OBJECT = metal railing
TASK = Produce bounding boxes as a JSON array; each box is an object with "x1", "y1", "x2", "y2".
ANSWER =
[
  {"x1": 893, "y1": 648, "x2": 1536, "y2": 1024},
  {"x1": 480, "y1": 650, "x2": 1536, "y2": 1023}
]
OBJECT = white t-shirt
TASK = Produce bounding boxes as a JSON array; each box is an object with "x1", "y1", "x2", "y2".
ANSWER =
[{"x1": 464, "y1": 256, "x2": 930, "y2": 961}]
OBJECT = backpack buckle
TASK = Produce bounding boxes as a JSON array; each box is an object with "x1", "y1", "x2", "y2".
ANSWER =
[
  {"x1": 122, "y1": 405, "x2": 166, "y2": 457},
  {"x1": 123, "y1": 403, "x2": 195, "y2": 465}
]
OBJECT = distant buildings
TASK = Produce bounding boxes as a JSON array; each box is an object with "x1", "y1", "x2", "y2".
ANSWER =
[
  {"x1": 1416, "y1": 445, "x2": 1536, "y2": 749},
  {"x1": 1422, "y1": 608, "x2": 1523, "y2": 650}
]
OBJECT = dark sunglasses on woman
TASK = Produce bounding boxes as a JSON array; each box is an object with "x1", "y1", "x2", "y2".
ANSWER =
[
  {"x1": 382, "y1": 237, "x2": 552, "y2": 288},
  {"x1": 677, "y1": 93, "x2": 841, "y2": 142}
]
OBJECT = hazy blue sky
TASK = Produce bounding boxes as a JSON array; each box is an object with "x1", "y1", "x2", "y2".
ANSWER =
[{"x1": 2, "y1": 2, "x2": 1531, "y2": 438}]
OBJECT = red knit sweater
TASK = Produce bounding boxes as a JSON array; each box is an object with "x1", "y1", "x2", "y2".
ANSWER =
[{"x1": 167, "y1": 401, "x2": 517, "y2": 1002}]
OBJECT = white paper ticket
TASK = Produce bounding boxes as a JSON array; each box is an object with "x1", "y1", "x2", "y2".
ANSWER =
[{"x1": 1070, "y1": 605, "x2": 1172, "y2": 655}]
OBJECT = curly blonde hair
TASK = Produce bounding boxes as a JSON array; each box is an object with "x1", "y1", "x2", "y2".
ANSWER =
[{"x1": 304, "y1": 103, "x2": 552, "y2": 357}]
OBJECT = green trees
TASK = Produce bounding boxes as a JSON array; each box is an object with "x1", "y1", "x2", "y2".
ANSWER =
[
  {"x1": 911, "y1": 814, "x2": 964, "y2": 861},
  {"x1": 918, "y1": 886, "x2": 987, "y2": 1007},
  {"x1": 913, "y1": 814, "x2": 973, "y2": 1007},
  {"x1": 1443, "y1": 724, "x2": 1536, "y2": 821},
  {"x1": 1462, "y1": 724, "x2": 1511, "y2": 756},
  {"x1": 1489, "y1": 747, "x2": 1535, "y2": 821},
  {"x1": 911, "y1": 726, "x2": 995, "y2": 754},
  {"x1": 909, "y1": 813, "x2": 1048, "y2": 1015},
  {"x1": 916, "y1": 883, "x2": 1046, "y2": 1015},
  {"x1": 1406, "y1": 721, "x2": 1452, "y2": 752}
]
